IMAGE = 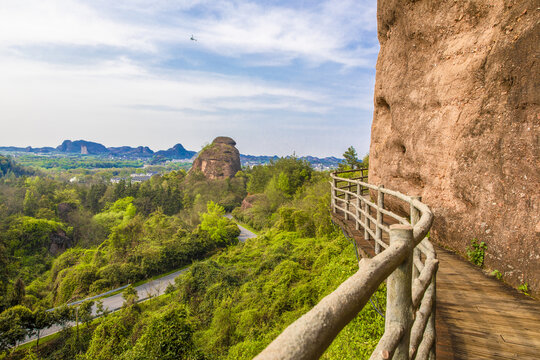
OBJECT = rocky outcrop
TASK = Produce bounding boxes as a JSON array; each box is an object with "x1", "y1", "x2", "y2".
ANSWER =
[
  {"x1": 190, "y1": 137, "x2": 241, "y2": 180},
  {"x1": 48, "y1": 229, "x2": 72, "y2": 256},
  {"x1": 370, "y1": 1, "x2": 539, "y2": 295}
]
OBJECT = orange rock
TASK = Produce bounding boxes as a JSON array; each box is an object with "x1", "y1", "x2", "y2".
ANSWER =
[{"x1": 370, "y1": 0, "x2": 539, "y2": 295}]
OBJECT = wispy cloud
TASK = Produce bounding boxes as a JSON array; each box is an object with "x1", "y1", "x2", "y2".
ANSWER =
[{"x1": 0, "y1": 0, "x2": 377, "y2": 67}]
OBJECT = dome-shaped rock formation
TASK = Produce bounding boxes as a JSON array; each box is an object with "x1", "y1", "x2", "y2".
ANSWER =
[{"x1": 190, "y1": 137, "x2": 241, "y2": 180}]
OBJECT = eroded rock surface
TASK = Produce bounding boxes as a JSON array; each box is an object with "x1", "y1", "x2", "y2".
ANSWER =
[
  {"x1": 370, "y1": 0, "x2": 539, "y2": 294},
  {"x1": 190, "y1": 137, "x2": 241, "y2": 180}
]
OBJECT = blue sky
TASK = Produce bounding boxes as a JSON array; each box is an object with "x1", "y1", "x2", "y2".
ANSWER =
[{"x1": 0, "y1": 0, "x2": 378, "y2": 157}]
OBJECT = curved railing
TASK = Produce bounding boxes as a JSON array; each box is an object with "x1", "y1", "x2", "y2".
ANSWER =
[{"x1": 255, "y1": 169, "x2": 437, "y2": 360}]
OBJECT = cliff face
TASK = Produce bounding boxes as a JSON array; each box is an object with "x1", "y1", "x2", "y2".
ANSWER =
[
  {"x1": 190, "y1": 137, "x2": 241, "y2": 180},
  {"x1": 370, "y1": 1, "x2": 539, "y2": 294}
]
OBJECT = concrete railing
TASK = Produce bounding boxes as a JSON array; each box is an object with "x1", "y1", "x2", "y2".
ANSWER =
[{"x1": 255, "y1": 169, "x2": 436, "y2": 360}]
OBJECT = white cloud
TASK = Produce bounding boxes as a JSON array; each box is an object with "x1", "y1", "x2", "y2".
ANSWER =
[
  {"x1": 0, "y1": 0, "x2": 377, "y2": 67},
  {"x1": 0, "y1": 0, "x2": 154, "y2": 51}
]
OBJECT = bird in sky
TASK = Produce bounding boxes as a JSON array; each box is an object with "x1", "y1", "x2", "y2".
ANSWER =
[{"x1": 190, "y1": 35, "x2": 197, "y2": 41}]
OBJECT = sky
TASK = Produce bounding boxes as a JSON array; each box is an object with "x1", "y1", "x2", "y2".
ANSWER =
[{"x1": 0, "y1": 0, "x2": 378, "y2": 157}]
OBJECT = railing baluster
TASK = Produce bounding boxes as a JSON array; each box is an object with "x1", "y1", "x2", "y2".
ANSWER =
[
  {"x1": 375, "y1": 185, "x2": 384, "y2": 255},
  {"x1": 364, "y1": 200, "x2": 370, "y2": 242},
  {"x1": 345, "y1": 191, "x2": 350, "y2": 220},
  {"x1": 356, "y1": 181, "x2": 361, "y2": 230},
  {"x1": 332, "y1": 178, "x2": 337, "y2": 213},
  {"x1": 387, "y1": 225, "x2": 414, "y2": 360},
  {"x1": 410, "y1": 196, "x2": 422, "y2": 280},
  {"x1": 428, "y1": 271, "x2": 436, "y2": 359}
]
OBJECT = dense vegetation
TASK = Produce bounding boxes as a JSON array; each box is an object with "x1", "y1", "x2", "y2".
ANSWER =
[
  {"x1": 0, "y1": 156, "x2": 35, "y2": 179},
  {"x1": 0, "y1": 164, "x2": 245, "y2": 312},
  {"x1": 9, "y1": 154, "x2": 144, "y2": 170},
  {"x1": 1, "y1": 151, "x2": 384, "y2": 359}
]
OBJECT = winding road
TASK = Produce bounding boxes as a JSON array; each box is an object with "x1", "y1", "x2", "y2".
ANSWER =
[{"x1": 23, "y1": 220, "x2": 257, "y2": 345}]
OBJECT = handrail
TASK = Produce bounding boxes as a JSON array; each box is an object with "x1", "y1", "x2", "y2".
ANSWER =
[{"x1": 255, "y1": 169, "x2": 437, "y2": 360}]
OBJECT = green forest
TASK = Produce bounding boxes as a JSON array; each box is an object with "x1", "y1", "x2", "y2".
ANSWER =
[{"x1": 0, "y1": 153, "x2": 382, "y2": 360}]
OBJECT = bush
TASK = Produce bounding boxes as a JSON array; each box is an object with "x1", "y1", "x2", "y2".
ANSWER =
[
  {"x1": 466, "y1": 238, "x2": 487, "y2": 267},
  {"x1": 124, "y1": 305, "x2": 201, "y2": 360}
]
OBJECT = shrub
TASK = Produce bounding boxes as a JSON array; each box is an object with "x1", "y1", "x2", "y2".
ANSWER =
[
  {"x1": 466, "y1": 238, "x2": 486, "y2": 267},
  {"x1": 491, "y1": 269, "x2": 502, "y2": 280}
]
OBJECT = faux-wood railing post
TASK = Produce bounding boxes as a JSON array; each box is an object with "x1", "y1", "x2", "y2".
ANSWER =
[
  {"x1": 364, "y1": 200, "x2": 370, "y2": 242},
  {"x1": 345, "y1": 192, "x2": 350, "y2": 220},
  {"x1": 429, "y1": 274, "x2": 436, "y2": 360},
  {"x1": 375, "y1": 185, "x2": 384, "y2": 255},
  {"x1": 410, "y1": 196, "x2": 421, "y2": 279},
  {"x1": 356, "y1": 182, "x2": 361, "y2": 230},
  {"x1": 332, "y1": 178, "x2": 338, "y2": 213},
  {"x1": 386, "y1": 225, "x2": 414, "y2": 360}
]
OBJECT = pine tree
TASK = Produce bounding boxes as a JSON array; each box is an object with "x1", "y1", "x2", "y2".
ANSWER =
[{"x1": 341, "y1": 146, "x2": 361, "y2": 170}]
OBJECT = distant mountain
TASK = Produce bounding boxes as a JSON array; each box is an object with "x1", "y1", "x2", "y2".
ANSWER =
[
  {"x1": 56, "y1": 140, "x2": 109, "y2": 155},
  {"x1": 0, "y1": 146, "x2": 56, "y2": 153},
  {"x1": 1, "y1": 140, "x2": 195, "y2": 160},
  {"x1": 240, "y1": 154, "x2": 280, "y2": 163},
  {"x1": 239, "y1": 154, "x2": 343, "y2": 170},
  {"x1": 109, "y1": 146, "x2": 154, "y2": 157},
  {"x1": 154, "y1": 144, "x2": 196, "y2": 160}
]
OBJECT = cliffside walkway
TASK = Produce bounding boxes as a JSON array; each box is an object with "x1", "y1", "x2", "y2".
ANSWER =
[
  {"x1": 256, "y1": 170, "x2": 437, "y2": 360},
  {"x1": 255, "y1": 169, "x2": 540, "y2": 360},
  {"x1": 330, "y1": 171, "x2": 540, "y2": 359}
]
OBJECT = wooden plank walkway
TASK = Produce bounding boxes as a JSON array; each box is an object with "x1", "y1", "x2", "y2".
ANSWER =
[{"x1": 332, "y1": 210, "x2": 540, "y2": 360}]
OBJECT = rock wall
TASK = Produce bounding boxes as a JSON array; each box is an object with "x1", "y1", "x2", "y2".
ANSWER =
[
  {"x1": 370, "y1": 0, "x2": 539, "y2": 295},
  {"x1": 190, "y1": 137, "x2": 241, "y2": 180}
]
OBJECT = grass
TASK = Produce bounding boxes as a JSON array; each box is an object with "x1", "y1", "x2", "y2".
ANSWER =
[{"x1": 15, "y1": 331, "x2": 62, "y2": 352}]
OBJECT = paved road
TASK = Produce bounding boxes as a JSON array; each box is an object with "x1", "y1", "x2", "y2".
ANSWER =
[
  {"x1": 22, "y1": 219, "x2": 257, "y2": 344},
  {"x1": 226, "y1": 214, "x2": 257, "y2": 242}
]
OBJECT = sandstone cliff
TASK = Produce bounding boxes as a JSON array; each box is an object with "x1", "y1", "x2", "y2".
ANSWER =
[
  {"x1": 190, "y1": 137, "x2": 241, "y2": 180},
  {"x1": 370, "y1": 1, "x2": 539, "y2": 295}
]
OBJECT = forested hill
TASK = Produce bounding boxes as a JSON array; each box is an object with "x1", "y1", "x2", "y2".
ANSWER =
[{"x1": 0, "y1": 155, "x2": 34, "y2": 178}]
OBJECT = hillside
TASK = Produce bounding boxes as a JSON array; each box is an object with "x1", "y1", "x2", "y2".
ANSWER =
[{"x1": 0, "y1": 155, "x2": 34, "y2": 178}]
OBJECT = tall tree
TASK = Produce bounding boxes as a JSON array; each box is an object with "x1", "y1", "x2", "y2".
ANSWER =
[{"x1": 341, "y1": 146, "x2": 361, "y2": 170}]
